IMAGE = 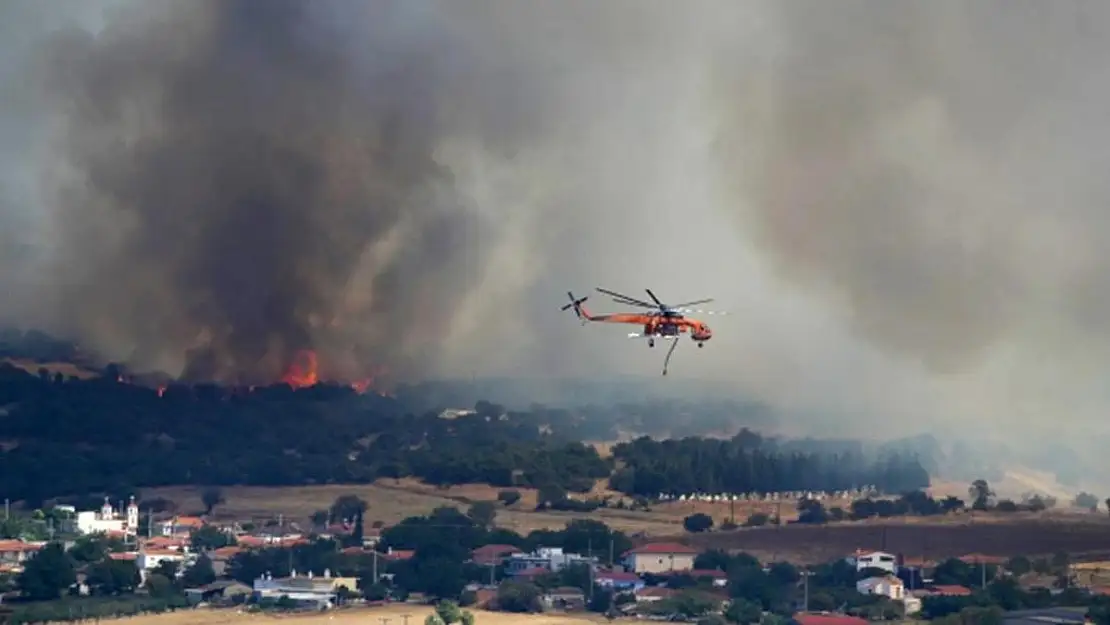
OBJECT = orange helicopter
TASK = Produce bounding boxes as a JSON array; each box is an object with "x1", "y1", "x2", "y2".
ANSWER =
[{"x1": 561, "y1": 287, "x2": 725, "y2": 376}]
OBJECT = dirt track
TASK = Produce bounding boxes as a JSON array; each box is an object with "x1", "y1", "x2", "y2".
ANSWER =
[{"x1": 676, "y1": 516, "x2": 1110, "y2": 564}]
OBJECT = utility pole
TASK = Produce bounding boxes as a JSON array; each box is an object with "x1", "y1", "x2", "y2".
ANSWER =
[
  {"x1": 588, "y1": 537, "x2": 594, "y2": 604},
  {"x1": 800, "y1": 569, "x2": 814, "y2": 613},
  {"x1": 729, "y1": 497, "x2": 736, "y2": 525},
  {"x1": 609, "y1": 538, "x2": 615, "y2": 568},
  {"x1": 980, "y1": 560, "x2": 986, "y2": 589},
  {"x1": 3, "y1": 498, "x2": 8, "y2": 520},
  {"x1": 372, "y1": 550, "x2": 379, "y2": 585}
]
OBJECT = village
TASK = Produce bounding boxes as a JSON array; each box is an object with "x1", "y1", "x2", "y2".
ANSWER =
[{"x1": 2, "y1": 495, "x2": 1104, "y2": 625}]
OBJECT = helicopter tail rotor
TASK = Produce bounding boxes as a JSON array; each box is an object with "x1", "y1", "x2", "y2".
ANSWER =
[{"x1": 561, "y1": 291, "x2": 590, "y2": 323}]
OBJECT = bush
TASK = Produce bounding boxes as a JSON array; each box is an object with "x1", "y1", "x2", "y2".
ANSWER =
[
  {"x1": 497, "y1": 490, "x2": 522, "y2": 506},
  {"x1": 683, "y1": 513, "x2": 714, "y2": 533}
]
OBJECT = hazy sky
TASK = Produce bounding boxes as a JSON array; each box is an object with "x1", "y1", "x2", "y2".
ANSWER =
[{"x1": 2, "y1": 0, "x2": 1110, "y2": 467}]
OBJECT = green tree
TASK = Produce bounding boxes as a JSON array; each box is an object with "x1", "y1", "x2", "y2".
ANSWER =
[
  {"x1": 145, "y1": 573, "x2": 176, "y2": 598},
  {"x1": 201, "y1": 487, "x2": 225, "y2": 514},
  {"x1": 497, "y1": 580, "x2": 541, "y2": 612},
  {"x1": 684, "y1": 513, "x2": 714, "y2": 533},
  {"x1": 725, "y1": 598, "x2": 763, "y2": 624},
  {"x1": 330, "y1": 495, "x2": 368, "y2": 522},
  {"x1": 86, "y1": 559, "x2": 141, "y2": 595},
  {"x1": 468, "y1": 501, "x2": 497, "y2": 528},
  {"x1": 17, "y1": 542, "x2": 75, "y2": 600},
  {"x1": 311, "y1": 509, "x2": 329, "y2": 526},
  {"x1": 191, "y1": 525, "x2": 234, "y2": 551},
  {"x1": 1075, "y1": 492, "x2": 1100, "y2": 511},
  {"x1": 68, "y1": 534, "x2": 125, "y2": 563},
  {"x1": 181, "y1": 554, "x2": 217, "y2": 587},
  {"x1": 969, "y1": 479, "x2": 994, "y2": 510},
  {"x1": 497, "y1": 490, "x2": 522, "y2": 506},
  {"x1": 436, "y1": 600, "x2": 463, "y2": 624}
]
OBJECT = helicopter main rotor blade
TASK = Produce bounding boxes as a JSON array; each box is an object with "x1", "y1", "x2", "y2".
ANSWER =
[
  {"x1": 671, "y1": 298, "x2": 714, "y2": 309},
  {"x1": 596, "y1": 287, "x2": 656, "y2": 309},
  {"x1": 645, "y1": 288, "x2": 665, "y2": 309}
]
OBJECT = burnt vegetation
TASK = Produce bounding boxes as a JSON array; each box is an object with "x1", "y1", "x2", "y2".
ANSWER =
[{"x1": 0, "y1": 329, "x2": 927, "y2": 507}]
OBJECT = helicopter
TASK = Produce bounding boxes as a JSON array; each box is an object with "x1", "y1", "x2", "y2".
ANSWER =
[{"x1": 561, "y1": 287, "x2": 724, "y2": 375}]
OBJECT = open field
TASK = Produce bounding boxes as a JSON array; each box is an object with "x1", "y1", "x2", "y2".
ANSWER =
[
  {"x1": 95, "y1": 606, "x2": 609, "y2": 625},
  {"x1": 675, "y1": 515, "x2": 1110, "y2": 564},
  {"x1": 145, "y1": 481, "x2": 1110, "y2": 565},
  {"x1": 144, "y1": 478, "x2": 862, "y2": 536}
]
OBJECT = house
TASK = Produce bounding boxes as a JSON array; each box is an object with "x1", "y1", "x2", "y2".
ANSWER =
[
  {"x1": 671, "y1": 569, "x2": 728, "y2": 588},
  {"x1": 252, "y1": 570, "x2": 357, "y2": 607},
  {"x1": 506, "y1": 547, "x2": 593, "y2": 573},
  {"x1": 185, "y1": 580, "x2": 252, "y2": 605},
  {"x1": 471, "y1": 544, "x2": 523, "y2": 567},
  {"x1": 157, "y1": 516, "x2": 205, "y2": 537},
  {"x1": 902, "y1": 595, "x2": 922, "y2": 615},
  {"x1": 543, "y1": 586, "x2": 586, "y2": 611},
  {"x1": 856, "y1": 575, "x2": 904, "y2": 600},
  {"x1": 138, "y1": 548, "x2": 195, "y2": 581},
  {"x1": 511, "y1": 567, "x2": 552, "y2": 583},
  {"x1": 848, "y1": 550, "x2": 897, "y2": 574},
  {"x1": 0, "y1": 540, "x2": 44, "y2": 569},
  {"x1": 382, "y1": 547, "x2": 414, "y2": 562},
  {"x1": 595, "y1": 570, "x2": 645, "y2": 592},
  {"x1": 621, "y1": 543, "x2": 699, "y2": 574}
]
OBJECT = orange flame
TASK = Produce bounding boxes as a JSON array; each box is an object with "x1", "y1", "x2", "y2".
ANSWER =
[{"x1": 282, "y1": 350, "x2": 320, "y2": 389}]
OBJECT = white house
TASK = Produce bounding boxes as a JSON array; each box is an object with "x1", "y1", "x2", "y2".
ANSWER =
[
  {"x1": 157, "y1": 516, "x2": 205, "y2": 537},
  {"x1": 137, "y1": 548, "x2": 195, "y2": 582},
  {"x1": 252, "y1": 570, "x2": 358, "y2": 608},
  {"x1": 505, "y1": 547, "x2": 594, "y2": 574},
  {"x1": 621, "y1": 543, "x2": 699, "y2": 574},
  {"x1": 857, "y1": 575, "x2": 904, "y2": 601},
  {"x1": 849, "y1": 550, "x2": 898, "y2": 575},
  {"x1": 75, "y1": 497, "x2": 139, "y2": 537}
]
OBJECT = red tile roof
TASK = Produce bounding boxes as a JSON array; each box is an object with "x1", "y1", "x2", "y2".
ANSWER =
[
  {"x1": 0, "y1": 540, "x2": 44, "y2": 553},
  {"x1": 471, "y1": 544, "x2": 522, "y2": 565},
  {"x1": 597, "y1": 570, "x2": 641, "y2": 582},
  {"x1": 793, "y1": 614, "x2": 870, "y2": 625},
  {"x1": 383, "y1": 549, "x2": 413, "y2": 561},
  {"x1": 958, "y1": 553, "x2": 1007, "y2": 565},
  {"x1": 624, "y1": 542, "x2": 699, "y2": 556}
]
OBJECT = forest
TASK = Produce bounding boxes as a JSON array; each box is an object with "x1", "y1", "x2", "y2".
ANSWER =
[{"x1": 0, "y1": 328, "x2": 929, "y2": 506}]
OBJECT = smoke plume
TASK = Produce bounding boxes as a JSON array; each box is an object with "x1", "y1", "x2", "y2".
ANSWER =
[{"x1": 5, "y1": 0, "x2": 1110, "y2": 482}]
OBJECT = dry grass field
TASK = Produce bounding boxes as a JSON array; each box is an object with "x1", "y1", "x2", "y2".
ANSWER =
[
  {"x1": 675, "y1": 514, "x2": 1110, "y2": 564},
  {"x1": 102, "y1": 605, "x2": 610, "y2": 625},
  {"x1": 144, "y1": 479, "x2": 1110, "y2": 565}
]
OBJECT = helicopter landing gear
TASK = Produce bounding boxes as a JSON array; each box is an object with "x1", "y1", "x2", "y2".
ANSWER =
[
  {"x1": 698, "y1": 342, "x2": 704, "y2": 348},
  {"x1": 648, "y1": 338, "x2": 655, "y2": 348}
]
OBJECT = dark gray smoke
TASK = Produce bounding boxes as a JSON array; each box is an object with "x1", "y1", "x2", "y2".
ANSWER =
[
  {"x1": 31, "y1": 0, "x2": 530, "y2": 382},
  {"x1": 9, "y1": 0, "x2": 1110, "y2": 495}
]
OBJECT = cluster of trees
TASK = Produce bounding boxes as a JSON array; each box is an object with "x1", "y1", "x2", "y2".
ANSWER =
[
  {"x1": 609, "y1": 434, "x2": 929, "y2": 497},
  {"x1": 30, "y1": 536, "x2": 216, "y2": 600},
  {"x1": 0, "y1": 362, "x2": 936, "y2": 506}
]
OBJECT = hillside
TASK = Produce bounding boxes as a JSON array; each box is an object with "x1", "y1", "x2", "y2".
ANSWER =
[{"x1": 0, "y1": 358, "x2": 928, "y2": 509}]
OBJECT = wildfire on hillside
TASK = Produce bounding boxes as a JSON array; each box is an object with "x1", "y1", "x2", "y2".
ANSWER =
[
  {"x1": 280, "y1": 349, "x2": 391, "y2": 396},
  {"x1": 120, "y1": 348, "x2": 391, "y2": 397}
]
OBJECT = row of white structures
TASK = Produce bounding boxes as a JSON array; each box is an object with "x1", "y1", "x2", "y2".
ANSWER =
[{"x1": 655, "y1": 486, "x2": 881, "y2": 503}]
